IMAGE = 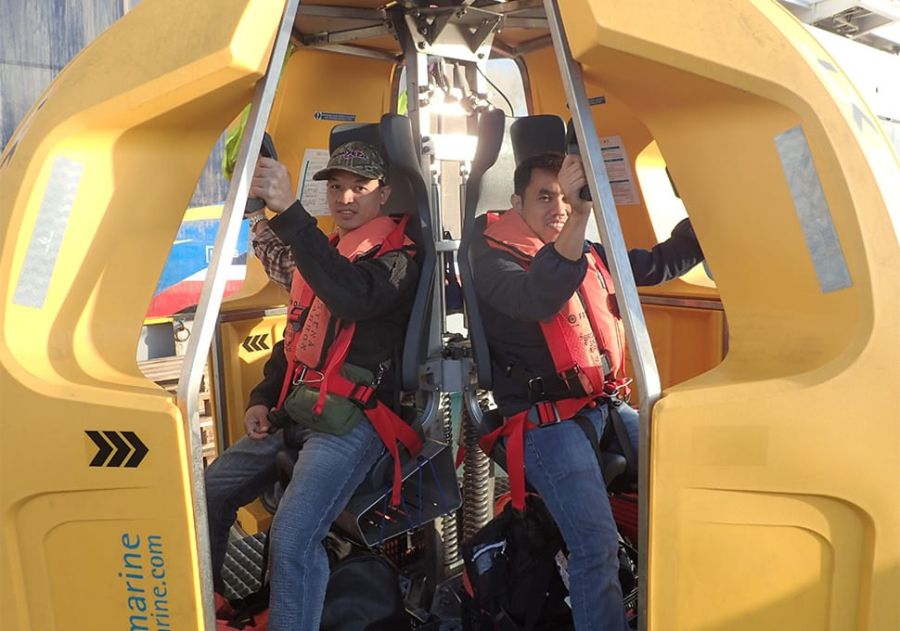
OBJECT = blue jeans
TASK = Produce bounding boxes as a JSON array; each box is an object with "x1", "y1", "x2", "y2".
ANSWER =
[
  {"x1": 204, "y1": 422, "x2": 385, "y2": 631},
  {"x1": 522, "y1": 402, "x2": 638, "y2": 631}
]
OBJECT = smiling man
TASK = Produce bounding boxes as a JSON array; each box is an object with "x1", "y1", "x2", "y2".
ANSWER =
[
  {"x1": 473, "y1": 151, "x2": 703, "y2": 630},
  {"x1": 205, "y1": 141, "x2": 418, "y2": 631}
]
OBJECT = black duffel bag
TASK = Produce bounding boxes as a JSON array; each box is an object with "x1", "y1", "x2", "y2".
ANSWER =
[{"x1": 321, "y1": 548, "x2": 410, "y2": 631}]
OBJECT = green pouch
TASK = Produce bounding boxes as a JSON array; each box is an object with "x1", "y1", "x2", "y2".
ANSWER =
[{"x1": 281, "y1": 364, "x2": 375, "y2": 436}]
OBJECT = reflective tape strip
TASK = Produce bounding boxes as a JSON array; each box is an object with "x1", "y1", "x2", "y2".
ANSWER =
[
  {"x1": 12, "y1": 157, "x2": 84, "y2": 308},
  {"x1": 775, "y1": 126, "x2": 852, "y2": 294}
]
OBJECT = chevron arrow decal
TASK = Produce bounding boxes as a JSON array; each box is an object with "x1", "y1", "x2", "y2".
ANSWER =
[
  {"x1": 86, "y1": 430, "x2": 149, "y2": 468},
  {"x1": 242, "y1": 333, "x2": 270, "y2": 353}
]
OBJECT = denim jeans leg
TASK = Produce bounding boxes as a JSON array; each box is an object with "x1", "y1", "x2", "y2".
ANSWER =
[
  {"x1": 266, "y1": 421, "x2": 386, "y2": 631},
  {"x1": 613, "y1": 402, "x2": 639, "y2": 457},
  {"x1": 204, "y1": 432, "x2": 285, "y2": 590},
  {"x1": 523, "y1": 406, "x2": 629, "y2": 631}
]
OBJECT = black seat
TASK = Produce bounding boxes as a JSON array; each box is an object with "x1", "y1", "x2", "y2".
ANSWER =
[
  {"x1": 459, "y1": 113, "x2": 635, "y2": 491},
  {"x1": 271, "y1": 115, "x2": 460, "y2": 546}
]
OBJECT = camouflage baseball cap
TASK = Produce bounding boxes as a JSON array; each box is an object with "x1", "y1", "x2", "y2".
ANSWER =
[{"x1": 312, "y1": 141, "x2": 388, "y2": 182}]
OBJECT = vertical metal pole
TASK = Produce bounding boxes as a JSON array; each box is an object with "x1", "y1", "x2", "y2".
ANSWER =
[
  {"x1": 175, "y1": 1, "x2": 299, "y2": 628},
  {"x1": 543, "y1": 1, "x2": 661, "y2": 629}
]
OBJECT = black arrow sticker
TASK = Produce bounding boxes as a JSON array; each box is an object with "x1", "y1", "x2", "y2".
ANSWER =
[
  {"x1": 242, "y1": 333, "x2": 270, "y2": 352},
  {"x1": 86, "y1": 431, "x2": 113, "y2": 466},
  {"x1": 86, "y1": 430, "x2": 149, "y2": 468},
  {"x1": 121, "y1": 431, "x2": 149, "y2": 468},
  {"x1": 105, "y1": 431, "x2": 130, "y2": 467}
]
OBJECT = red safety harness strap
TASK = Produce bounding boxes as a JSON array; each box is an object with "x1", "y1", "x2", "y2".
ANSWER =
[
  {"x1": 477, "y1": 396, "x2": 595, "y2": 511},
  {"x1": 323, "y1": 369, "x2": 423, "y2": 506}
]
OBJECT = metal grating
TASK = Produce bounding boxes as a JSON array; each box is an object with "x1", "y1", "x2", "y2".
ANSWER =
[{"x1": 221, "y1": 531, "x2": 267, "y2": 600}]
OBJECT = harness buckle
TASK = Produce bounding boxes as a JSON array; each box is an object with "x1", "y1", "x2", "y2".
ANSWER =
[
  {"x1": 527, "y1": 376, "x2": 546, "y2": 397},
  {"x1": 559, "y1": 365, "x2": 581, "y2": 391},
  {"x1": 603, "y1": 377, "x2": 632, "y2": 403},
  {"x1": 533, "y1": 400, "x2": 561, "y2": 425},
  {"x1": 292, "y1": 365, "x2": 324, "y2": 386},
  {"x1": 348, "y1": 382, "x2": 377, "y2": 409}
]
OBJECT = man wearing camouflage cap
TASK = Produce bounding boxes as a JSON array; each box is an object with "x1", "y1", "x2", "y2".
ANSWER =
[{"x1": 205, "y1": 141, "x2": 419, "y2": 631}]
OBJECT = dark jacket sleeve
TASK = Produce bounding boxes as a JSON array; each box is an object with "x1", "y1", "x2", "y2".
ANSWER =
[
  {"x1": 473, "y1": 242, "x2": 587, "y2": 322},
  {"x1": 246, "y1": 339, "x2": 288, "y2": 410},
  {"x1": 268, "y1": 201, "x2": 417, "y2": 321},
  {"x1": 594, "y1": 218, "x2": 704, "y2": 286}
]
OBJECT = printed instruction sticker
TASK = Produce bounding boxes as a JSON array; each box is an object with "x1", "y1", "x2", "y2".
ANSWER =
[
  {"x1": 296, "y1": 148, "x2": 330, "y2": 216},
  {"x1": 600, "y1": 135, "x2": 640, "y2": 206}
]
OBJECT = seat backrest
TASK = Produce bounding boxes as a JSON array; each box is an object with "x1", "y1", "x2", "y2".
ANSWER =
[
  {"x1": 328, "y1": 115, "x2": 434, "y2": 392},
  {"x1": 459, "y1": 109, "x2": 505, "y2": 389},
  {"x1": 379, "y1": 114, "x2": 435, "y2": 391}
]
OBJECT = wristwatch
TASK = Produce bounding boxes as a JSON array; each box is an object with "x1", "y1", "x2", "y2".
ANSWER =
[{"x1": 248, "y1": 214, "x2": 267, "y2": 230}]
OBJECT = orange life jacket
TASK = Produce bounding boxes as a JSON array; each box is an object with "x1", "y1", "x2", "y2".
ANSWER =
[
  {"x1": 277, "y1": 214, "x2": 422, "y2": 507},
  {"x1": 478, "y1": 210, "x2": 628, "y2": 510}
]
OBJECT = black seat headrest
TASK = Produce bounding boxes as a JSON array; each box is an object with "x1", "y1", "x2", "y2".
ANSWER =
[
  {"x1": 510, "y1": 115, "x2": 566, "y2": 163},
  {"x1": 329, "y1": 123, "x2": 381, "y2": 154}
]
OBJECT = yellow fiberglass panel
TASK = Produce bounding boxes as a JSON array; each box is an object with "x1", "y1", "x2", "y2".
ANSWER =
[
  {"x1": 0, "y1": 1, "x2": 285, "y2": 629},
  {"x1": 217, "y1": 314, "x2": 287, "y2": 448},
  {"x1": 555, "y1": 1, "x2": 900, "y2": 630}
]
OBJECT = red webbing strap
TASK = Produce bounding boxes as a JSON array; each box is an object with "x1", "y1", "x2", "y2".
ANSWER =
[
  {"x1": 324, "y1": 371, "x2": 424, "y2": 506},
  {"x1": 382, "y1": 214, "x2": 409, "y2": 252},
  {"x1": 312, "y1": 322, "x2": 355, "y2": 416},
  {"x1": 477, "y1": 396, "x2": 597, "y2": 511},
  {"x1": 366, "y1": 402, "x2": 423, "y2": 506},
  {"x1": 454, "y1": 444, "x2": 466, "y2": 469},
  {"x1": 478, "y1": 412, "x2": 534, "y2": 511}
]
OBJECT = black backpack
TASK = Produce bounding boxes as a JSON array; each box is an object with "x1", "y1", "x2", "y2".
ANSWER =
[
  {"x1": 462, "y1": 495, "x2": 639, "y2": 631},
  {"x1": 462, "y1": 495, "x2": 574, "y2": 631}
]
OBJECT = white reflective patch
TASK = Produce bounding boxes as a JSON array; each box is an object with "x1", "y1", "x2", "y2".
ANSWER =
[
  {"x1": 12, "y1": 157, "x2": 84, "y2": 308},
  {"x1": 774, "y1": 126, "x2": 852, "y2": 294}
]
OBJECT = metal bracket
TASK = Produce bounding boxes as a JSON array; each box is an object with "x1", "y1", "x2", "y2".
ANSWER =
[
  {"x1": 405, "y1": 7, "x2": 501, "y2": 61},
  {"x1": 422, "y1": 357, "x2": 472, "y2": 394}
]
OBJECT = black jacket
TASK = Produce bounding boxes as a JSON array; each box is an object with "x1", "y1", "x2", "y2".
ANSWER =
[
  {"x1": 473, "y1": 218, "x2": 704, "y2": 416},
  {"x1": 247, "y1": 202, "x2": 419, "y2": 410}
]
